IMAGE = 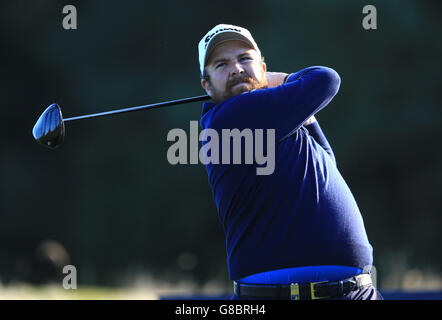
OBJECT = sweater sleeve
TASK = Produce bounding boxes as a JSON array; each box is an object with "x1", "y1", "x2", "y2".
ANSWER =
[
  {"x1": 205, "y1": 66, "x2": 341, "y2": 143},
  {"x1": 304, "y1": 121, "x2": 337, "y2": 166}
]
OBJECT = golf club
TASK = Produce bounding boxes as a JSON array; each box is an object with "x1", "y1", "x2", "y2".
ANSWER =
[{"x1": 32, "y1": 94, "x2": 210, "y2": 149}]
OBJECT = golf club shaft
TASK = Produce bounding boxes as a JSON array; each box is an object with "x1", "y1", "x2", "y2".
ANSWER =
[{"x1": 63, "y1": 94, "x2": 210, "y2": 122}]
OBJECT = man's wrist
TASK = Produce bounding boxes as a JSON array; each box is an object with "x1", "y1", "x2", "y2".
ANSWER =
[
  {"x1": 303, "y1": 115, "x2": 317, "y2": 126},
  {"x1": 265, "y1": 72, "x2": 289, "y2": 88}
]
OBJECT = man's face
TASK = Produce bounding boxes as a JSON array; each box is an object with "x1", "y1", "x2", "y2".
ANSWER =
[{"x1": 201, "y1": 40, "x2": 267, "y2": 104}]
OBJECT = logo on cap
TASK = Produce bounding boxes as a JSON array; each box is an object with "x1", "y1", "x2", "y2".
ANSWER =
[{"x1": 204, "y1": 27, "x2": 242, "y2": 49}]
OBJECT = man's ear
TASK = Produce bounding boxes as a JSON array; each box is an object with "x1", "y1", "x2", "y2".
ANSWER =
[
  {"x1": 201, "y1": 78, "x2": 212, "y2": 96},
  {"x1": 262, "y1": 61, "x2": 267, "y2": 73}
]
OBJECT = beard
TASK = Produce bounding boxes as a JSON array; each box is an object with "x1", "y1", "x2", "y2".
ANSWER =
[{"x1": 210, "y1": 71, "x2": 268, "y2": 104}]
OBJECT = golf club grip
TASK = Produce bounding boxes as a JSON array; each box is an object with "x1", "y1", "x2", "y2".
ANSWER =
[{"x1": 63, "y1": 94, "x2": 211, "y2": 122}]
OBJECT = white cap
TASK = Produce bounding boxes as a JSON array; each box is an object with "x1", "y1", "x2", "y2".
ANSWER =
[{"x1": 198, "y1": 24, "x2": 261, "y2": 75}]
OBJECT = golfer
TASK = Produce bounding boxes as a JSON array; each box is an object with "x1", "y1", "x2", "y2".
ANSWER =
[{"x1": 198, "y1": 24, "x2": 383, "y2": 300}]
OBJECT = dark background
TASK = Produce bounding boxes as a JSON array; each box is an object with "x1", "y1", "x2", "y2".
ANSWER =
[{"x1": 1, "y1": 0, "x2": 441, "y2": 291}]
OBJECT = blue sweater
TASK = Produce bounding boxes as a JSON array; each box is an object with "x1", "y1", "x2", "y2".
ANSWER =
[{"x1": 200, "y1": 66, "x2": 373, "y2": 280}]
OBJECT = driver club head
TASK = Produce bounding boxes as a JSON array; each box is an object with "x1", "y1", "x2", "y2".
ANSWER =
[{"x1": 32, "y1": 103, "x2": 65, "y2": 149}]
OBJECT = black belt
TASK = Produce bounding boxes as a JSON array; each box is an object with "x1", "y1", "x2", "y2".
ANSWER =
[{"x1": 234, "y1": 273, "x2": 372, "y2": 300}]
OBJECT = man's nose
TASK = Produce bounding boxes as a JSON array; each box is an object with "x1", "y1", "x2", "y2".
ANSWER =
[{"x1": 231, "y1": 62, "x2": 244, "y2": 76}]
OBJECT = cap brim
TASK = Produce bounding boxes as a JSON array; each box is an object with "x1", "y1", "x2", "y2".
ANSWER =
[{"x1": 204, "y1": 32, "x2": 256, "y2": 66}]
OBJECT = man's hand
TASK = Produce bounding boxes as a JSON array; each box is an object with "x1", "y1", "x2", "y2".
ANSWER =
[{"x1": 265, "y1": 72, "x2": 288, "y2": 88}]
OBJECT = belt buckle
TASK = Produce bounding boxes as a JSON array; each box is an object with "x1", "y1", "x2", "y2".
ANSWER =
[
  {"x1": 310, "y1": 281, "x2": 330, "y2": 300},
  {"x1": 290, "y1": 283, "x2": 300, "y2": 300}
]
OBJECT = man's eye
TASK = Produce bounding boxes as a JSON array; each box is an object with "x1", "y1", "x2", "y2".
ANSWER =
[
  {"x1": 216, "y1": 63, "x2": 226, "y2": 69},
  {"x1": 240, "y1": 57, "x2": 252, "y2": 61}
]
